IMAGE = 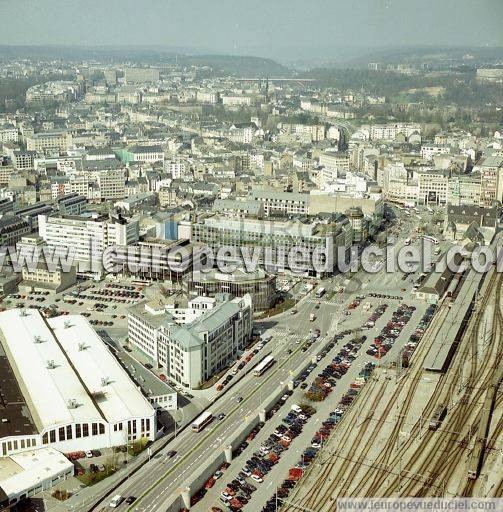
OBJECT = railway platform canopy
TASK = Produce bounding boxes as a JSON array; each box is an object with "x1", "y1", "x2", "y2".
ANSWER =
[{"x1": 423, "y1": 269, "x2": 484, "y2": 372}]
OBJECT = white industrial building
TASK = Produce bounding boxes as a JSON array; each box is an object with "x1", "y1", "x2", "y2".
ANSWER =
[
  {"x1": 0, "y1": 448, "x2": 73, "y2": 509},
  {"x1": 0, "y1": 309, "x2": 156, "y2": 459}
]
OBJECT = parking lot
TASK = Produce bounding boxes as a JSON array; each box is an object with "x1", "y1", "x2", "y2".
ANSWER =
[{"x1": 190, "y1": 295, "x2": 428, "y2": 512}]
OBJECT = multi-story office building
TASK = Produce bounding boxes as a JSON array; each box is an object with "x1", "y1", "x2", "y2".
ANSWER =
[
  {"x1": 0, "y1": 215, "x2": 30, "y2": 246},
  {"x1": 109, "y1": 239, "x2": 204, "y2": 282},
  {"x1": 249, "y1": 190, "x2": 310, "y2": 217},
  {"x1": 416, "y1": 170, "x2": 449, "y2": 206},
  {"x1": 25, "y1": 131, "x2": 72, "y2": 153},
  {"x1": 0, "y1": 309, "x2": 156, "y2": 459},
  {"x1": 382, "y1": 162, "x2": 418, "y2": 205},
  {"x1": 0, "y1": 165, "x2": 15, "y2": 185},
  {"x1": 228, "y1": 123, "x2": 255, "y2": 144},
  {"x1": 196, "y1": 90, "x2": 220, "y2": 104},
  {"x1": 447, "y1": 174, "x2": 482, "y2": 206},
  {"x1": 0, "y1": 124, "x2": 18, "y2": 143},
  {"x1": 12, "y1": 150, "x2": 36, "y2": 170},
  {"x1": 221, "y1": 94, "x2": 253, "y2": 107},
  {"x1": 96, "y1": 169, "x2": 126, "y2": 200},
  {"x1": 420, "y1": 144, "x2": 451, "y2": 161},
  {"x1": 369, "y1": 123, "x2": 421, "y2": 141},
  {"x1": 319, "y1": 151, "x2": 350, "y2": 172},
  {"x1": 54, "y1": 193, "x2": 87, "y2": 216},
  {"x1": 128, "y1": 293, "x2": 253, "y2": 389},
  {"x1": 184, "y1": 268, "x2": 276, "y2": 311},
  {"x1": 180, "y1": 214, "x2": 352, "y2": 277},
  {"x1": 38, "y1": 213, "x2": 139, "y2": 273},
  {"x1": 475, "y1": 156, "x2": 503, "y2": 207}
]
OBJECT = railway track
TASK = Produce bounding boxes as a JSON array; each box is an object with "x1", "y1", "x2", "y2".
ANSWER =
[
  {"x1": 292, "y1": 300, "x2": 454, "y2": 508},
  {"x1": 283, "y1": 270, "x2": 502, "y2": 510},
  {"x1": 351, "y1": 294, "x2": 470, "y2": 497},
  {"x1": 384, "y1": 272, "x2": 502, "y2": 496},
  {"x1": 297, "y1": 377, "x2": 387, "y2": 507}
]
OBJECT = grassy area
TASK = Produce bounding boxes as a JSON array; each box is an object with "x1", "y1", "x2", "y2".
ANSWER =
[
  {"x1": 128, "y1": 437, "x2": 149, "y2": 456},
  {"x1": 76, "y1": 463, "x2": 117, "y2": 486},
  {"x1": 257, "y1": 297, "x2": 296, "y2": 319}
]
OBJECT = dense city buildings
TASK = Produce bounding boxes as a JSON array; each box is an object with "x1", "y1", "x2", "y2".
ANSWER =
[{"x1": 0, "y1": 8, "x2": 502, "y2": 508}]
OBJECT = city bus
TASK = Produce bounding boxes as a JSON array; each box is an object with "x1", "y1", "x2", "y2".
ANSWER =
[
  {"x1": 192, "y1": 411, "x2": 213, "y2": 432},
  {"x1": 315, "y1": 287, "x2": 325, "y2": 299},
  {"x1": 253, "y1": 355, "x2": 275, "y2": 377},
  {"x1": 422, "y1": 235, "x2": 439, "y2": 245}
]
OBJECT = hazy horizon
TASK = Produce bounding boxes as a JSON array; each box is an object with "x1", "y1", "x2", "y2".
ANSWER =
[{"x1": 0, "y1": 0, "x2": 502, "y2": 63}]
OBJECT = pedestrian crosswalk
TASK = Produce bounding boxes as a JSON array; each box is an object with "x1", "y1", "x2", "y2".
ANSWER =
[
  {"x1": 266, "y1": 326, "x2": 303, "y2": 345},
  {"x1": 304, "y1": 295, "x2": 341, "y2": 306}
]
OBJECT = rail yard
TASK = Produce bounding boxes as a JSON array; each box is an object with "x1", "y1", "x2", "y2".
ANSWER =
[{"x1": 282, "y1": 265, "x2": 503, "y2": 510}]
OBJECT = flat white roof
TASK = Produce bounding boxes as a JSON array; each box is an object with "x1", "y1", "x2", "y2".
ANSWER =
[
  {"x1": 0, "y1": 309, "x2": 154, "y2": 432},
  {"x1": 49, "y1": 315, "x2": 154, "y2": 424},
  {"x1": 0, "y1": 447, "x2": 73, "y2": 497},
  {"x1": 0, "y1": 309, "x2": 99, "y2": 430}
]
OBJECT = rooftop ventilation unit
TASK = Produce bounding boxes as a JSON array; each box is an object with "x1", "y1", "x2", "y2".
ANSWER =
[
  {"x1": 46, "y1": 360, "x2": 56, "y2": 369},
  {"x1": 33, "y1": 335, "x2": 44, "y2": 344},
  {"x1": 101, "y1": 377, "x2": 110, "y2": 386},
  {"x1": 20, "y1": 309, "x2": 29, "y2": 317},
  {"x1": 67, "y1": 399, "x2": 78, "y2": 409},
  {"x1": 64, "y1": 320, "x2": 72, "y2": 329},
  {"x1": 78, "y1": 342, "x2": 88, "y2": 351}
]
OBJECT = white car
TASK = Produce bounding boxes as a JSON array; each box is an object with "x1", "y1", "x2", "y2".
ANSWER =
[
  {"x1": 241, "y1": 467, "x2": 252, "y2": 476},
  {"x1": 213, "y1": 470, "x2": 223, "y2": 479},
  {"x1": 311, "y1": 441, "x2": 321, "y2": 448},
  {"x1": 251, "y1": 474, "x2": 263, "y2": 483},
  {"x1": 221, "y1": 491, "x2": 232, "y2": 500},
  {"x1": 85, "y1": 450, "x2": 93, "y2": 458}
]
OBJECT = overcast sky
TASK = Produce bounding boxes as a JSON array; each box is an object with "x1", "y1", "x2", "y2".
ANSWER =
[{"x1": 0, "y1": 0, "x2": 502, "y2": 60}]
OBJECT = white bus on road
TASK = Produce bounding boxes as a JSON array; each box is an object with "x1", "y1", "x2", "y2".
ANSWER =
[
  {"x1": 192, "y1": 411, "x2": 213, "y2": 432},
  {"x1": 253, "y1": 355, "x2": 275, "y2": 377}
]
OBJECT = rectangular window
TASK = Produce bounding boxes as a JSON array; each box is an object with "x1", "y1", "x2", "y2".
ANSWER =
[
  {"x1": 76, "y1": 424, "x2": 81, "y2": 438},
  {"x1": 92, "y1": 423, "x2": 98, "y2": 436},
  {"x1": 82, "y1": 424, "x2": 89, "y2": 437},
  {"x1": 99, "y1": 424, "x2": 105, "y2": 435},
  {"x1": 66, "y1": 425, "x2": 73, "y2": 440},
  {"x1": 58, "y1": 427, "x2": 65, "y2": 441}
]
